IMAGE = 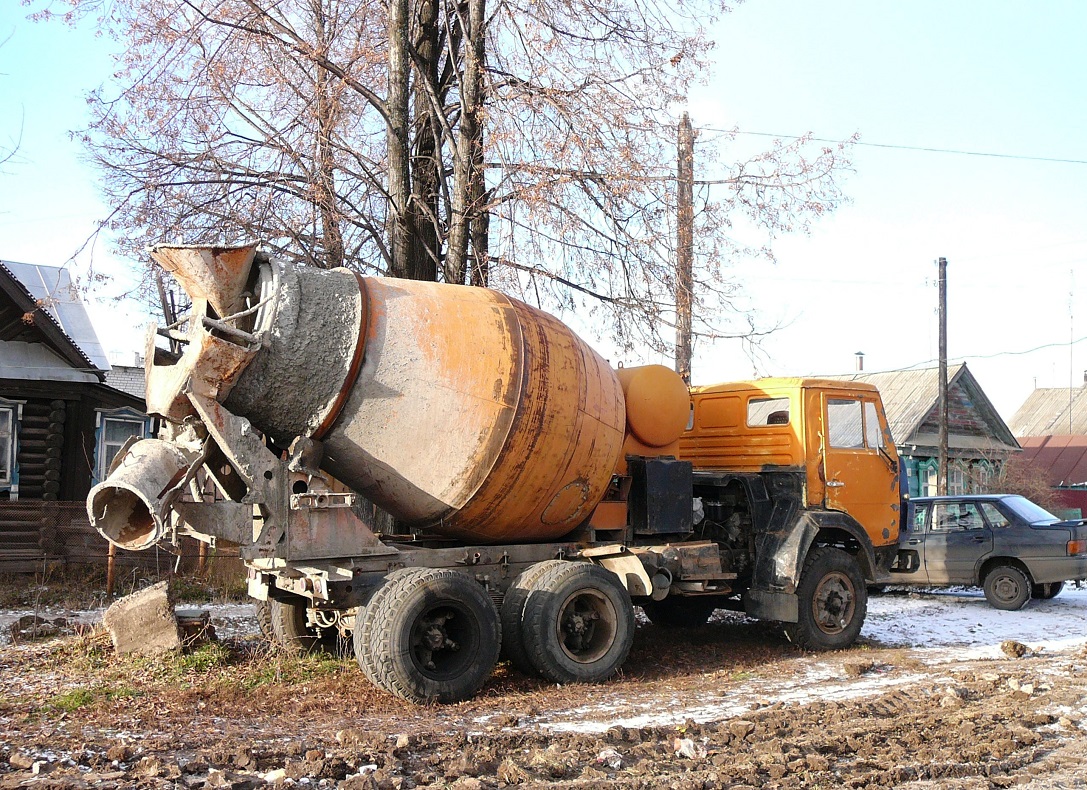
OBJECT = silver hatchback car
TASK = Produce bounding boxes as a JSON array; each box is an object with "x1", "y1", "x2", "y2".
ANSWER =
[{"x1": 888, "y1": 494, "x2": 1087, "y2": 610}]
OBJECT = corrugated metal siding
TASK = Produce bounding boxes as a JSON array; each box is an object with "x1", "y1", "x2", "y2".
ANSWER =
[{"x1": 1019, "y1": 435, "x2": 1087, "y2": 487}]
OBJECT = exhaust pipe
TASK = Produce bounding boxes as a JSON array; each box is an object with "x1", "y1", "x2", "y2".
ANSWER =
[{"x1": 88, "y1": 439, "x2": 200, "y2": 550}]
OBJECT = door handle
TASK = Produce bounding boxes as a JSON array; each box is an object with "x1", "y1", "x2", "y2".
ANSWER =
[
  {"x1": 972, "y1": 535, "x2": 985, "y2": 543},
  {"x1": 907, "y1": 539, "x2": 921, "y2": 545},
  {"x1": 826, "y1": 481, "x2": 845, "y2": 488}
]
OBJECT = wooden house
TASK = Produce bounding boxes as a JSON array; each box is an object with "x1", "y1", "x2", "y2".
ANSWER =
[{"x1": 0, "y1": 261, "x2": 152, "y2": 572}]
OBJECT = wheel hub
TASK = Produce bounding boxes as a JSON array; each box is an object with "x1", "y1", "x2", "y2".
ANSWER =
[
  {"x1": 413, "y1": 611, "x2": 459, "y2": 670},
  {"x1": 812, "y1": 571, "x2": 855, "y2": 635}
]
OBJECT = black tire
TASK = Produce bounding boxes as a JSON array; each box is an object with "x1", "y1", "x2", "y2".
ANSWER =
[
  {"x1": 500, "y1": 560, "x2": 568, "y2": 675},
  {"x1": 353, "y1": 568, "x2": 426, "y2": 686},
  {"x1": 269, "y1": 598, "x2": 321, "y2": 654},
  {"x1": 984, "y1": 564, "x2": 1032, "y2": 610},
  {"x1": 786, "y1": 546, "x2": 867, "y2": 651},
  {"x1": 360, "y1": 568, "x2": 501, "y2": 704},
  {"x1": 1031, "y1": 581, "x2": 1064, "y2": 600},
  {"x1": 254, "y1": 598, "x2": 274, "y2": 642},
  {"x1": 522, "y1": 562, "x2": 634, "y2": 684},
  {"x1": 640, "y1": 596, "x2": 718, "y2": 628}
]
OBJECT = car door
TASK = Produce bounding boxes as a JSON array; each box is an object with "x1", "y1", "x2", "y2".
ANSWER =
[
  {"x1": 892, "y1": 500, "x2": 932, "y2": 583},
  {"x1": 923, "y1": 500, "x2": 993, "y2": 583}
]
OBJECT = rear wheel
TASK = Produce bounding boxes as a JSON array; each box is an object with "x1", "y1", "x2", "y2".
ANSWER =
[
  {"x1": 786, "y1": 546, "x2": 867, "y2": 651},
  {"x1": 358, "y1": 568, "x2": 501, "y2": 703},
  {"x1": 522, "y1": 562, "x2": 634, "y2": 684},
  {"x1": 269, "y1": 598, "x2": 321, "y2": 654},
  {"x1": 1032, "y1": 581, "x2": 1065, "y2": 600},
  {"x1": 254, "y1": 598, "x2": 274, "y2": 642},
  {"x1": 640, "y1": 597, "x2": 718, "y2": 628},
  {"x1": 984, "y1": 564, "x2": 1031, "y2": 610},
  {"x1": 500, "y1": 560, "x2": 567, "y2": 675}
]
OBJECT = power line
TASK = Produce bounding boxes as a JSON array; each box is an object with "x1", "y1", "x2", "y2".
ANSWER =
[
  {"x1": 696, "y1": 127, "x2": 1087, "y2": 166},
  {"x1": 823, "y1": 334, "x2": 1087, "y2": 379}
]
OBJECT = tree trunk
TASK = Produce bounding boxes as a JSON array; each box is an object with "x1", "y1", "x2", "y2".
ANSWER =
[
  {"x1": 408, "y1": 0, "x2": 441, "y2": 282},
  {"x1": 387, "y1": 0, "x2": 414, "y2": 278},
  {"x1": 675, "y1": 113, "x2": 695, "y2": 384},
  {"x1": 313, "y1": 0, "x2": 344, "y2": 270},
  {"x1": 446, "y1": 0, "x2": 485, "y2": 285}
]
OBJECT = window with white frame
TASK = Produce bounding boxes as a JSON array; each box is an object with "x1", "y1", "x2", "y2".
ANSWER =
[
  {"x1": 949, "y1": 464, "x2": 965, "y2": 495},
  {"x1": 96, "y1": 410, "x2": 148, "y2": 482},
  {"x1": 0, "y1": 406, "x2": 13, "y2": 485}
]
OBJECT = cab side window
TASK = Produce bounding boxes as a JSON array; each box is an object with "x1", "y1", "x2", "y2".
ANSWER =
[{"x1": 827, "y1": 398, "x2": 864, "y2": 448}]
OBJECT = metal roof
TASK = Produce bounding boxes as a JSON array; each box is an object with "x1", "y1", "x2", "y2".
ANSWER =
[
  {"x1": 0, "y1": 261, "x2": 110, "y2": 372},
  {"x1": 1008, "y1": 387, "x2": 1087, "y2": 437}
]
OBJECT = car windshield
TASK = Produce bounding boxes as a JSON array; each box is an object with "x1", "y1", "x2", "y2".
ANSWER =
[{"x1": 1000, "y1": 495, "x2": 1059, "y2": 525}]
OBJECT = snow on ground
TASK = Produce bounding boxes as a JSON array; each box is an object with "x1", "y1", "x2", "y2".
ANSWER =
[
  {"x1": 864, "y1": 585, "x2": 1087, "y2": 659},
  {"x1": 536, "y1": 586, "x2": 1087, "y2": 733}
]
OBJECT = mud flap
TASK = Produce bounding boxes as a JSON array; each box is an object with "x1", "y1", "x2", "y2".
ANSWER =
[{"x1": 745, "y1": 589, "x2": 798, "y2": 623}]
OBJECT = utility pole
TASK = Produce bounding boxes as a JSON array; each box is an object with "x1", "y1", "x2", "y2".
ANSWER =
[
  {"x1": 675, "y1": 113, "x2": 695, "y2": 385},
  {"x1": 937, "y1": 256, "x2": 949, "y2": 496}
]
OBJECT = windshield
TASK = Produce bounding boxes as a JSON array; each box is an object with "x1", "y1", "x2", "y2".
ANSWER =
[{"x1": 1000, "y1": 495, "x2": 1059, "y2": 525}]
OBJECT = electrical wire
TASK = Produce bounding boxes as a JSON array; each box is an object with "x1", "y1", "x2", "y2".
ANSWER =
[{"x1": 696, "y1": 127, "x2": 1087, "y2": 166}]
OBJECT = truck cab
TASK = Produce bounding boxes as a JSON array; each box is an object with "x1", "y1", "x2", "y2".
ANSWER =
[{"x1": 677, "y1": 378, "x2": 902, "y2": 647}]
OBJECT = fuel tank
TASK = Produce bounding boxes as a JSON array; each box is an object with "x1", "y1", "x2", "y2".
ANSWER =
[{"x1": 136, "y1": 246, "x2": 628, "y2": 544}]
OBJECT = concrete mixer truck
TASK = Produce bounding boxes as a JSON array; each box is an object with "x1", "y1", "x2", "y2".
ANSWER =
[{"x1": 89, "y1": 244, "x2": 902, "y2": 703}]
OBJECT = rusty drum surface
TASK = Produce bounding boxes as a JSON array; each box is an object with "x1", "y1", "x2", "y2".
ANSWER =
[
  {"x1": 217, "y1": 266, "x2": 626, "y2": 543},
  {"x1": 318, "y1": 278, "x2": 627, "y2": 542}
]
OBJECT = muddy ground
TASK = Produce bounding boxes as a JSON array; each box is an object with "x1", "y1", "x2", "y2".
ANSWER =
[{"x1": 2, "y1": 591, "x2": 1087, "y2": 788}]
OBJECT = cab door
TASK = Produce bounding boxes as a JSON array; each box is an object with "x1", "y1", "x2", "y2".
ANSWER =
[{"x1": 821, "y1": 395, "x2": 899, "y2": 543}]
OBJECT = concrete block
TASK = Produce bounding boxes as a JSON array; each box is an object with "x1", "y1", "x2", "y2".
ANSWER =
[{"x1": 103, "y1": 580, "x2": 182, "y2": 656}]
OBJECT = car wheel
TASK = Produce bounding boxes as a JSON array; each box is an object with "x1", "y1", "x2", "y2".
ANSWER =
[
  {"x1": 983, "y1": 564, "x2": 1031, "y2": 610},
  {"x1": 1031, "y1": 581, "x2": 1064, "y2": 600}
]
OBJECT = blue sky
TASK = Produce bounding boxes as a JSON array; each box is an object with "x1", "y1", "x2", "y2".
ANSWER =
[{"x1": 2, "y1": 2, "x2": 1086, "y2": 420}]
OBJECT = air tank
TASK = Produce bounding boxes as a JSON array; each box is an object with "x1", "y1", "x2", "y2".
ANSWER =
[{"x1": 130, "y1": 246, "x2": 629, "y2": 544}]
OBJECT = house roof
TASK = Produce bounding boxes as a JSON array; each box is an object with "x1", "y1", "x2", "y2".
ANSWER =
[
  {"x1": 1018, "y1": 435, "x2": 1087, "y2": 488},
  {"x1": 824, "y1": 362, "x2": 1019, "y2": 454},
  {"x1": 1008, "y1": 386, "x2": 1087, "y2": 437},
  {"x1": 0, "y1": 261, "x2": 110, "y2": 380}
]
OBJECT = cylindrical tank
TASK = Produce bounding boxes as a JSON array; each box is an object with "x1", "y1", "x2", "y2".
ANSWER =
[
  {"x1": 162, "y1": 250, "x2": 628, "y2": 543},
  {"x1": 614, "y1": 364, "x2": 691, "y2": 472}
]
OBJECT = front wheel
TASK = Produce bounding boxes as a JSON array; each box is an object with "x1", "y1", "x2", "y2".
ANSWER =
[
  {"x1": 984, "y1": 564, "x2": 1031, "y2": 610},
  {"x1": 1031, "y1": 581, "x2": 1064, "y2": 600},
  {"x1": 786, "y1": 546, "x2": 867, "y2": 651}
]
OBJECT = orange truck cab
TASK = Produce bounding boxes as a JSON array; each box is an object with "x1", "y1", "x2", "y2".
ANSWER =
[{"x1": 676, "y1": 378, "x2": 902, "y2": 646}]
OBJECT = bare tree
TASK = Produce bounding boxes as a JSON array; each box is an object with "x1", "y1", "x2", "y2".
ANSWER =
[{"x1": 28, "y1": 0, "x2": 854, "y2": 356}]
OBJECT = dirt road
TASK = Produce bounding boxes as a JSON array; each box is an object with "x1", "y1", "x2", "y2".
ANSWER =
[{"x1": 2, "y1": 589, "x2": 1087, "y2": 788}]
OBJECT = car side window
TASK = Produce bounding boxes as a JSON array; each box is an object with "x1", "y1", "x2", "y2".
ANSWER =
[
  {"x1": 932, "y1": 502, "x2": 984, "y2": 532},
  {"x1": 980, "y1": 502, "x2": 1010, "y2": 529}
]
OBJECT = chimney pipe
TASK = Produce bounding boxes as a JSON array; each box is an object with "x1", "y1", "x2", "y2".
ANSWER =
[{"x1": 855, "y1": 351, "x2": 865, "y2": 372}]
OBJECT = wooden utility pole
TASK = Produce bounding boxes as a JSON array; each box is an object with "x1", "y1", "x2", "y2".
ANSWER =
[
  {"x1": 675, "y1": 113, "x2": 695, "y2": 385},
  {"x1": 937, "y1": 256, "x2": 949, "y2": 495}
]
